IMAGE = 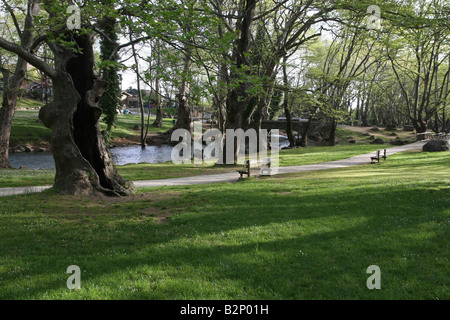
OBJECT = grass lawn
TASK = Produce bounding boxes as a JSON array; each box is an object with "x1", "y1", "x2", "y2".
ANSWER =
[
  {"x1": 0, "y1": 95, "x2": 45, "y2": 110},
  {"x1": 10, "y1": 111, "x2": 51, "y2": 147},
  {"x1": 8, "y1": 110, "x2": 172, "y2": 147},
  {"x1": 0, "y1": 150, "x2": 448, "y2": 299},
  {"x1": 106, "y1": 114, "x2": 174, "y2": 140}
]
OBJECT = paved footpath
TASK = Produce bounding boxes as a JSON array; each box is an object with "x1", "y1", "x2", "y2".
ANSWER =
[{"x1": 0, "y1": 141, "x2": 426, "y2": 197}]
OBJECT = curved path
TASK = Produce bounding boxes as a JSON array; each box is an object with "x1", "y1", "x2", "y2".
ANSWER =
[{"x1": 0, "y1": 141, "x2": 426, "y2": 197}]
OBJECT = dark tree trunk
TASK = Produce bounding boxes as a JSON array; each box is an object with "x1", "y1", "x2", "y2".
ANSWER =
[
  {"x1": 0, "y1": 67, "x2": 16, "y2": 169},
  {"x1": 152, "y1": 103, "x2": 163, "y2": 128},
  {"x1": 225, "y1": 86, "x2": 246, "y2": 162},
  {"x1": 282, "y1": 59, "x2": 295, "y2": 147},
  {"x1": 152, "y1": 77, "x2": 163, "y2": 128},
  {"x1": 152, "y1": 39, "x2": 163, "y2": 128},
  {"x1": 39, "y1": 34, "x2": 135, "y2": 196},
  {"x1": 299, "y1": 117, "x2": 313, "y2": 147},
  {"x1": 174, "y1": 87, "x2": 193, "y2": 135},
  {"x1": 162, "y1": 48, "x2": 193, "y2": 142},
  {"x1": 284, "y1": 101, "x2": 296, "y2": 148},
  {"x1": 326, "y1": 119, "x2": 338, "y2": 146},
  {"x1": 221, "y1": 0, "x2": 256, "y2": 164}
]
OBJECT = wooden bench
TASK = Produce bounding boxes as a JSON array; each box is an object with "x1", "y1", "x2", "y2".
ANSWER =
[
  {"x1": 237, "y1": 158, "x2": 272, "y2": 179},
  {"x1": 370, "y1": 149, "x2": 387, "y2": 164}
]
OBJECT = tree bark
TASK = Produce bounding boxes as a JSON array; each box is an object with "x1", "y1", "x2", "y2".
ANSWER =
[
  {"x1": 152, "y1": 39, "x2": 163, "y2": 128},
  {"x1": 0, "y1": 0, "x2": 37, "y2": 168},
  {"x1": 162, "y1": 47, "x2": 193, "y2": 143},
  {"x1": 0, "y1": 67, "x2": 15, "y2": 169},
  {"x1": 152, "y1": 74, "x2": 163, "y2": 128},
  {"x1": 39, "y1": 33, "x2": 135, "y2": 196},
  {"x1": 282, "y1": 58, "x2": 295, "y2": 147}
]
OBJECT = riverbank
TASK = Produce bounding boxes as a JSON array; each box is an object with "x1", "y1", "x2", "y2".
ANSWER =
[
  {"x1": 8, "y1": 110, "x2": 174, "y2": 154},
  {"x1": 3, "y1": 143, "x2": 405, "y2": 188},
  {"x1": 0, "y1": 141, "x2": 428, "y2": 196},
  {"x1": 8, "y1": 110, "x2": 419, "y2": 155}
]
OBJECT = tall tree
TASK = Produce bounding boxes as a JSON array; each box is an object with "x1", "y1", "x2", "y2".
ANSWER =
[
  {"x1": 0, "y1": 0, "x2": 148, "y2": 195},
  {"x1": 98, "y1": 5, "x2": 121, "y2": 138},
  {"x1": 0, "y1": 0, "x2": 39, "y2": 168}
]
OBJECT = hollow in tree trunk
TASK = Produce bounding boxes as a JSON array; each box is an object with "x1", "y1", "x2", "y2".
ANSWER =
[{"x1": 39, "y1": 34, "x2": 135, "y2": 196}]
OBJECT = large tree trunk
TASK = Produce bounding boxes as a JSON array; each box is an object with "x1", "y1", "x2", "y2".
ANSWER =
[
  {"x1": 221, "y1": 0, "x2": 257, "y2": 164},
  {"x1": 326, "y1": 118, "x2": 338, "y2": 146},
  {"x1": 39, "y1": 34, "x2": 135, "y2": 196},
  {"x1": 162, "y1": 48, "x2": 193, "y2": 142},
  {"x1": 225, "y1": 85, "x2": 246, "y2": 162}
]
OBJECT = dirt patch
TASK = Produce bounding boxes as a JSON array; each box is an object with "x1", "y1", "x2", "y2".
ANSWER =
[
  {"x1": 41, "y1": 190, "x2": 183, "y2": 224},
  {"x1": 339, "y1": 125, "x2": 414, "y2": 141},
  {"x1": 110, "y1": 136, "x2": 141, "y2": 147}
]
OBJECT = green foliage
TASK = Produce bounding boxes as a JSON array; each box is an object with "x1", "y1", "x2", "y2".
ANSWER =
[{"x1": 98, "y1": 17, "x2": 121, "y2": 133}]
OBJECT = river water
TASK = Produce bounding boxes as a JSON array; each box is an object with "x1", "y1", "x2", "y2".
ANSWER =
[{"x1": 9, "y1": 135, "x2": 290, "y2": 170}]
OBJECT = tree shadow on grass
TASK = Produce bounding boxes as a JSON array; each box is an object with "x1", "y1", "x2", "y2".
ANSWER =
[{"x1": 0, "y1": 176, "x2": 448, "y2": 299}]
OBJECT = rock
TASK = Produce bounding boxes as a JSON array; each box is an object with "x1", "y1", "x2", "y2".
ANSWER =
[
  {"x1": 24, "y1": 145, "x2": 33, "y2": 153},
  {"x1": 422, "y1": 140, "x2": 449, "y2": 152},
  {"x1": 15, "y1": 146, "x2": 25, "y2": 153},
  {"x1": 371, "y1": 126, "x2": 379, "y2": 131},
  {"x1": 132, "y1": 124, "x2": 141, "y2": 131},
  {"x1": 389, "y1": 132, "x2": 398, "y2": 137},
  {"x1": 386, "y1": 124, "x2": 397, "y2": 131},
  {"x1": 349, "y1": 140, "x2": 356, "y2": 144},
  {"x1": 363, "y1": 132, "x2": 371, "y2": 136},
  {"x1": 371, "y1": 138, "x2": 384, "y2": 145},
  {"x1": 369, "y1": 135, "x2": 375, "y2": 140},
  {"x1": 390, "y1": 139, "x2": 406, "y2": 146},
  {"x1": 19, "y1": 166, "x2": 29, "y2": 170}
]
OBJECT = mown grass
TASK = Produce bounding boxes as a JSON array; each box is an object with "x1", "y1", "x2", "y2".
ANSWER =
[
  {"x1": 9, "y1": 111, "x2": 172, "y2": 147},
  {"x1": 106, "y1": 114, "x2": 174, "y2": 140},
  {"x1": 0, "y1": 95, "x2": 45, "y2": 110},
  {"x1": 0, "y1": 150, "x2": 448, "y2": 299},
  {"x1": 10, "y1": 111, "x2": 51, "y2": 146}
]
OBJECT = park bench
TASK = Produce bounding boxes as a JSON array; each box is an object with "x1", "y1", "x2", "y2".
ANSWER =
[
  {"x1": 370, "y1": 149, "x2": 387, "y2": 164},
  {"x1": 237, "y1": 158, "x2": 272, "y2": 179}
]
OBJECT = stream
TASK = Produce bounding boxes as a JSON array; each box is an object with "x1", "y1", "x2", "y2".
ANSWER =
[{"x1": 9, "y1": 135, "x2": 290, "y2": 170}]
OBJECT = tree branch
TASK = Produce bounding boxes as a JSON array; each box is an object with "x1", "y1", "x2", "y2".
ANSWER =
[{"x1": 0, "y1": 36, "x2": 57, "y2": 78}]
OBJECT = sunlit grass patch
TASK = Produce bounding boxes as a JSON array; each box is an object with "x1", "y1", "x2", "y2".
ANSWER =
[{"x1": 1, "y1": 151, "x2": 447, "y2": 299}]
